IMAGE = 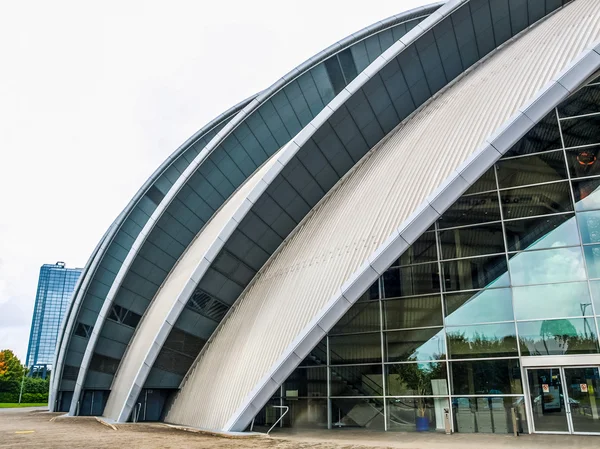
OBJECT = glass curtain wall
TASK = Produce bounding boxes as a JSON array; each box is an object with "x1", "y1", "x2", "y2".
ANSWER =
[{"x1": 251, "y1": 76, "x2": 600, "y2": 434}]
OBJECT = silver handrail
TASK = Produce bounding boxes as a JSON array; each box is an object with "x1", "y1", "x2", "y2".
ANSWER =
[
  {"x1": 133, "y1": 402, "x2": 142, "y2": 423},
  {"x1": 267, "y1": 405, "x2": 289, "y2": 436}
]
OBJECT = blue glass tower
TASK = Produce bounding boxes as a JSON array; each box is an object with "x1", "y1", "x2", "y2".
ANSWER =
[{"x1": 26, "y1": 262, "x2": 82, "y2": 376}]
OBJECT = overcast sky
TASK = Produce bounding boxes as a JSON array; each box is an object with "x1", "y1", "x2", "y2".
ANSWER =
[{"x1": 0, "y1": 0, "x2": 433, "y2": 362}]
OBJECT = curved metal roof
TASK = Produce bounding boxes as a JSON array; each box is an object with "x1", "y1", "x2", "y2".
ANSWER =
[
  {"x1": 164, "y1": 0, "x2": 599, "y2": 432},
  {"x1": 54, "y1": 4, "x2": 441, "y2": 414}
]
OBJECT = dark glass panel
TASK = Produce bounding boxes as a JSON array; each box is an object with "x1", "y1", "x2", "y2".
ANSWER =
[
  {"x1": 331, "y1": 301, "x2": 380, "y2": 335},
  {"x1": 527, "y1": 368, "x2": 569, "y2": 432},
  {"x1": 337, "y1": 49, "x2": 358, "y2": 84},
  {"x1": 578, "y1": 210, "x2": 600, "y2": 244},
  {"x1": 384, "y1": 295, "x2": 443, "y2": 330},
  {"x1": 452, "y1": 397, "x2": 527, "y2": 434},
  {"x1": 450, "y1": 359, "x2": 523, "y2": 395},
  {"x1": 399, "y1": 232, "x2": 437, "y2": 266},
  {"x1": 509, "y1": 246, "x2": 586, "y2": 285},
  {"x1": 299, "y1": 337, "x2": 327, "y2": 366},
  {"x1": 585, "y1": 244, "x2": 600, "y2": 279},
  {"x1": 387, "y1": 398, "x2": 449, "y2": 432},
  {"x1": 513, "y1": 282, "x2": 591, "y2": 321},
  {"x1": 329, "y1": 333, "x2": 381, "y2": 365},
  {"x1": 566, "y1": 145, "x2": 600, "y2": 178},
  {"x1": 561, "y1": 115, "x2": 600, "y2": 148},
  {"x1": 283, "y1": 367, "x2": 327, "y2": 398},
  {"x1": 447, "y1": 323, "x2": 517, "y2": 359},
  {"x1": 386, "y1": 362, "x2": 447, "y2": 396},
  {"x1": 442, "y1": 255, "x2": 509, "y2": 292},
  {"x1": 444, "y1": 288, "x2": 513, "y2": 326},
  {"x1": 573, "y1": 178, "x2": 600, "y2": 211},
  {"x1": 438, "y1": 192, "x2": 501, "y2": 228},
  {"x1": 330, "y1": 364, "x2": 383, "y2": 396},
  {"x1": 503, "y1": 111, "x2": 561, "y2": 157},
  {"x1": 464, "y1": 167, "x2": 497, "y2": 194},
  {"x1": 382, "y1": 264, "x2": 440, "y2": 298},
  {"x1": 518, "y1": 318, "x2": 599, "y2": 356},
  {"x1": 324, "y1": 57, "x2": 346, "y2": 95},
  {"x1": 331, "y1": 398, "x2": 385, "y2": 429},
  {"x1": 385, "y1": 327, "x2": 445, "y2": 362},
  {"x1": 496, "y1": 151, "x2": 567, "y2": 189},
  {"x1": 504, "y1": 213, "x2": 579, "y2": 252},
  {"x1": 500, "y1": 182, "x2": 573, "y2": 220},
  {"x1": 559, "y1": 84, "x2": 600, "y2": 117},
  {"x1": 438, "y1": 222, "x2": 505, "y2": 260}
]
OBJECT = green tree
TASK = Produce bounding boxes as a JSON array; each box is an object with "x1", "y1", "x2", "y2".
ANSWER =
[{"x1": 0, "y1": 350, "x2": 27, "y2": 402}]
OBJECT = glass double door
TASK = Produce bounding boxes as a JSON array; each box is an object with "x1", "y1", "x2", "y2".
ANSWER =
[{"x1": 527, "y1": 367, "x2": 600, "y2": 434}]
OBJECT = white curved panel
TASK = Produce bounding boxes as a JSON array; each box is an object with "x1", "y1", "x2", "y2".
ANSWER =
[
  {"x1": 164, "y1": 0, "x2": 600, "y2": 431},
  {"x1": 101, "y1": 147, "x2": 285, "y2": 423}
]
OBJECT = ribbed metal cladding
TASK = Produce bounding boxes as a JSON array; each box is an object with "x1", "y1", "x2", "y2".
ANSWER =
[
  {"x1": 165, "y1": 0, "x2": 600, "y2": 431},
  {"x1": 102, "y1": 150, "x2": 283, "y2": 422}
]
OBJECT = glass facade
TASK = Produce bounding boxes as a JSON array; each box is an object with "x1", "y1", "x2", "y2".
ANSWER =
[
  {"x1": 26, "y1": 262, "x2": 82, "y2": 374},
  {"x1": 252, "y1": 77, "x2": 600, "y2": 434}
]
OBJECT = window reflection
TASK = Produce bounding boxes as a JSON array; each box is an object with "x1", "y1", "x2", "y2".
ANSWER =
[
  {"x1": 584, "y1": 244, "x2": 600, "y2": 279},
  {"x1": 513, "y1": 282, "x2": 591, "y2": 321},
  {"x1": 442, "y1": 255, "x2": 509, "y2": 292},
  {"x1": 444, "y1": 288, "x2": 513, "y2": 326},
  {"x1": 385, "y1": 328, "x2": 445, "y2": 362},
  {"x1": 578, "y1": 210, "x2": 600, "y2": 244},
  {"x1": 447, "y1": 323, "x2": 518, "y2": 359},
  {"x1": 438, "y1": 192, "x2": 501, "y2": 228},
  {"x1": 384, "y1": 295, "x2": 443, "y2": 330},
  {"x1": 438, "y1": 223, "x2": 505, "y2": 260},
  {"x1": 504, "y1": 214, "x2": 579, "y2": 252},
  {"x1": 573, "y1": 178, "x2": 600, "y2": 211},
  {"x1": 558, "y1": 85, "x2": 600, "y2": 118},
  {"x1": 450, "y1": 359, "x2": 523, "y2": 395},
  {"x1": 500, "y1": 182, "x2": 573, "y2": 220},
  {"x1": 518, "y1": 318, "x2": 599, "y2": 355},
  {"x1": 398, "y1": 232, "x2": 437, "y2": 265},
  {"x1": 589, "y1": 280, "x2": 600, "y2": 316},
  {"x1": 452, "y1": 397, "x2": 527, "y2": 434},
  {"x1": 566, "y1": 145, "x2": 600, "y2": 178},
  {"x1": 496, "y1": 151, "x2": 567, "y2": 189},
  {"x1": 331, "y1": 398, "x2": 385, "y2": 430},
  {"x1": 560, "y1": 115, "x2": 600, "y2": 148},
  {"x1": 387, "y1": 398, "x2": 449, "y2": 432},
  {"x1": 386, "y1": 362, "x2": 447, "y2": 396},
  {"x1": 508, "y1": 247, "x2": 586, "y2": 286},
  {"x1": 504, "y1": 112, "x2": 562, "y2": 157}
]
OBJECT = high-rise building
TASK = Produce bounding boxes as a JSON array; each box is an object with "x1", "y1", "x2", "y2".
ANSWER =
[
  {"x1": 26, "y1": 262, "x2": 81, "y2": 377},
  {"x1": 50, "y1": 0, "x2": 600, "y2": 438}
]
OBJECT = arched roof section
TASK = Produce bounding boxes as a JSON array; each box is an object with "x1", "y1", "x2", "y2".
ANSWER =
[
  {"x1": 163, "y1": 0, "x2": 600, "y2": 431},
  {"x1": 50, "y1": 95, "x2": 251, "y2": 408},
  {"x1": 63, "y1": 5, "x2": 440, "y2": 414}
]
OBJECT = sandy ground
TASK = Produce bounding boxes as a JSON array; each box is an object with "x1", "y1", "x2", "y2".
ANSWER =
[{"x1": 1, "y1": 407, "x2": 600, "y2": 449}]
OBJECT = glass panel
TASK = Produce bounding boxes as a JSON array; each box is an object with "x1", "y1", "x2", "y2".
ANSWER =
[
  {"x1": 387, "y1": 397, "x2": 449, "y2": 432},
  {"x1": 590, "y1": 280, "x2": 600, "y2": 315},
  {"x1": 573, "y1": 178, "x2": 600, "y2": 212},
  {"x1": 452, "y1": 397, "x2": 527, "y2": 434},
  {"x1": 444, "y1": 288, "x2": 513, "y2": 326},
  {"x1": 584, "y1": 244, "x2": 600, "y2": 279},
  {"x1": 384, "y1": 295, "x2": 443, "y2": 330},
  {"x1": 504, "y1": 214, "x2": 579, "y2": 252},
  {"x1": 566, "y1": 145, "x2": 600, "y2": 178},
  {"x1": 500, "y1": 182, "x2": 573, "y2": 220},
  {"x1": 330, "y1": 364, "x2": 383, "y2": 396},
  {"x1": 331, "y1": 398, "x2": 385, "y2": 430},
  {"x1": 386, "y1": 362, "x2": 447, "y2": 396},
  {"x1": 442, "y1": 255, "x2": 509, "y2": 292},
  {"x1": 508, "y1": 247, "x2": 586, "y2": 286},
  {"x1": 283, "y1": 367, "x2": 327, "y2": 398},
  {"x1": 465, "y1": 167, "x2": 496, "y2": 194},
  {"x1": 513, "y1": 282, "x2": 592, "y2": 321},
  {"x1": 504, "y1": 111, "x2": 562, "y2": 157},
  {"x1": 299, "y1": 338, "x2": 327, "y2": 366},
  {"x1": 382, "y1": 264, "x2": 440, "y2": 298},
  {"x1": 558, "y1": 84, "x2": 600, "y2": 118},
  {"x1": 450, "y1": 359, "x2": 523, "y2": 395},
  {"x1": 496, "y1": 151, "x2": 567, "y2": 189},
  {"x1": 399, "y1": 232, "x2": 437, "y2": 266},
  {"x1": 561, "y1": 115, "x2": 600, "y2": 148},
  {"x1": 518, "y1": 318, "x2": 599, "y2": 356},
  {"x1": 385, "y1": 328, "x2": 445, "y2": 362},
  {"x1": 563, "y1": 367, "x2": 600, "y2": 434},
  {"x1": 578, "y1": 210, "x2": 600, "y2": 244},
  {"x1": 329, "y1": 333, "x2": 381, "y2": 364},
  {"x1": 331, "y1": 301, "x2": 380, "y2": 335},
  {"x1": 527, "y1": 368, "x2": 569, "y2": 433},
  {"x1": 437, "y1": 192, "x2": 501, "y2": 229},
  {"x1": 438, "y1": 222, "x2": 505, "y2": 260},
  {"x1": 447, "y1": 323, "x2": 518, "y2": 359},
  {"x1": 282, "y1": 398, "x2": 328, "y2": 429}
]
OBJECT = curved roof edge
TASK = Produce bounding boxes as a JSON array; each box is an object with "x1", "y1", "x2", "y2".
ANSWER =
[
  {"x1": 64, "y1": 3, "x2": 442, "y2": 415},
  {"x1": 50, "y1": 95, "x2": 251, "y2": 411},
  {"x1": 224, "y1": 40, "x2": 600, "y2": 432}
]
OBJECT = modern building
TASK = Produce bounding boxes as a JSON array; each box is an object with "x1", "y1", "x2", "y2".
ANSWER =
[
  {"x1": 50, "y1": 0, "x2": 600, "y2": 437},
  {"x1": 26, "y1": 262, "x2": 81, "y2": 377}
]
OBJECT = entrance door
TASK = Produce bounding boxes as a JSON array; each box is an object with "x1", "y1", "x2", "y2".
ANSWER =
[{"x1": 527, "y1": 366, "x2": 600, "y2": 434}]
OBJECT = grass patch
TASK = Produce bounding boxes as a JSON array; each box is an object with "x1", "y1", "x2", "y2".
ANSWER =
[{"x1": 0, "y1": 403, "x2": 47, "y2": 408}]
